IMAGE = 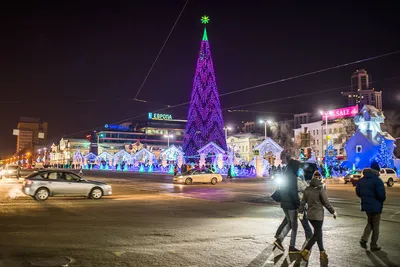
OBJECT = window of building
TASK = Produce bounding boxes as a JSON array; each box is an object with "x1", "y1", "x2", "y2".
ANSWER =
[
  {"x1": 313, "y1": 140, "x2": 315, "y2": 145},
  {"x1": 324, "y1": 129, "x2": 326, "y2": 135},
  {"x1": 334, "y1": 128, "x2": 338, "y2": 134},
  {"x1": 313, "y1": 130, "x2": 315, "y2": 135},
  {"x1": 316, "y1": 130, "x2": 319, "y2": 135},
  {"x1": 317, "y1": 140, "x2": 319, "y2": 145},
  {"x1": 329, "y1": 129, "x2": 332, "y2": 134},
  {"x1": 356, "y1": 145, "x2": 362, "y2": 153}
]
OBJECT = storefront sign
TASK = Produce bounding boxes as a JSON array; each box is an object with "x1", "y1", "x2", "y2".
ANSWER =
[
  {"x1": 104, "y1": 124, "x2": 130, "y2": 131},
  {"x1": 148, "y1": 112, "x2": 173, "y2": 120},
  {"x1": 322, "y1": 105, "x2": 359, "y2": 120}
]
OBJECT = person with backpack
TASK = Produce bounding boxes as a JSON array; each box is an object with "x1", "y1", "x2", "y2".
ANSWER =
[
  {"x1": 298, "y1": 171, "x2": 337, "y2": 263},
  {"x1": 356, "y1": 161, "x2": 386, "y2": 251}
]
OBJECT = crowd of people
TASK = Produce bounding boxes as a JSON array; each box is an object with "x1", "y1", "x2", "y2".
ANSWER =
[{"x1": 272, "y1": 158, "x2": 386, "y2": 264}]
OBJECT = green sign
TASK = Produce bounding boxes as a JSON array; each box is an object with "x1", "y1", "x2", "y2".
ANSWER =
[
  {"x1": 254, "y1": 150, "x2": 260, "y2": 156},
  {"x1": 148, "y1": 112, "x2": 173, "y2": 121}
]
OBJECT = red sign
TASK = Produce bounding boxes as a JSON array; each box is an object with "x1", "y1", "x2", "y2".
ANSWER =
[{"x1": 322, "y1": 105, "x2": 359, "y2": 120}]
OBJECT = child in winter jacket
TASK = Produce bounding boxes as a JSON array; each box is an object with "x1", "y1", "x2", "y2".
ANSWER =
[{"x1": 298, "y1": 171, "x2": 337, "y2": 263}]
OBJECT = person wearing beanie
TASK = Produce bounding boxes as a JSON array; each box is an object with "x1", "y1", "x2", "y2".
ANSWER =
[
  {"x1": 356, "y1": 161, "x2": 386, "y2": 251},
  {"x1": 298, "y1": 171, "x2": 337, "y2": 263}
]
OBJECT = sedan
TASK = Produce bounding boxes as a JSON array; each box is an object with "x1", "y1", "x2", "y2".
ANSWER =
[
  {"x1": 173, "y1": 169, "x2": 223, "y2": 185},
  {"x1": 344, "y1": 172, "x2": 362, "y2": 186},
  {"x1": 23, "y1": 170, "x2": 112, "y2": 201}
]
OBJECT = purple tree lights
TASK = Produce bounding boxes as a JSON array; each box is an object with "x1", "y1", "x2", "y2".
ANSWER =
[{"x1": 182, "y1": 17, "x2": 228, "y2": 158}]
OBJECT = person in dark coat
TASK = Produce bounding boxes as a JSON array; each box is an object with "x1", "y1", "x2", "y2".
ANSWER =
[
  {"x1": 273, "y1": 159, "x2": 301, "y2": 252},
  {"x1": 299, "y1": 172, "x2": 336, "y2": 263},
  {"x1": 356, "y1": 161, "x2": 386, "y2": 251}
]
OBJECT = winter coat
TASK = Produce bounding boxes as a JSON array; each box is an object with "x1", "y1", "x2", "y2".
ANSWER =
[
  {"x1": 280, "y1": 161, "x2": 300, "y2": 210},
  {"x1": 297, "y1": 177, "x2": 308, "y2": 200},
  {"x1": 299, "y1": 178, "x2": 335, "y2": 221},
  {"x1": 356, "y1": 168, "x2": 386, "y2": 214}
]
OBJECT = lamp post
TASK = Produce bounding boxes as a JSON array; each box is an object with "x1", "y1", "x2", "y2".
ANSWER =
[
  {"x1": 319, "y1": 110, "x2": 333, "y2": 156},
  {"x1": 164, "y1": 134, "x2": 174, "y2": 147},
  {"x1": 223, "y1": 126, "x2": 232, "y2": 139},
  {"x1": 259, "y1": 119, "x2": 272, "y2": 139}
]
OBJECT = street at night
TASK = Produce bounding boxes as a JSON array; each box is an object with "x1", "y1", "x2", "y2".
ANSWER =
[{"x1": 0, "y1": 173, "x2": 399, "y2": 267}]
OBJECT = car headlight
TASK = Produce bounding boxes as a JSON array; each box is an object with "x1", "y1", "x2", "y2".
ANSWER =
[
  {"x1": 178, "y1": 176, "x2": 183, "y2": 178},
  {"x1": 105, "y1": 185, "x2": 112, "y2": 189}
]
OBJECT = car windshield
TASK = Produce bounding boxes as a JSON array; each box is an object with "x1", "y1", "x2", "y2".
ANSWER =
[{"x1": 26, "y1": 171, "x2": 47, "y2": 179}]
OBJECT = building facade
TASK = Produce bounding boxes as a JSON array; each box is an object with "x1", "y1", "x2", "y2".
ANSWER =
[
  {"x1": 294, "y1": 120, "x2": 349, "y2": 159},
  {"x1": 15, "y1": 117, "x2": 48, "y2": 153},
  {"x1": 226, "y1": 133, "x2": 264, "y2": 161},
  {"x1": 342, "y1": 69, "x2": 383, "y2": 110}
]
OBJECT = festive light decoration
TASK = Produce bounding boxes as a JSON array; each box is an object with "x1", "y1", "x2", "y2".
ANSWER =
[
  {"x1": 182, "y1": 18, "x2": 227, "y2": 157},
  {"x1": 200, "y1": 15, "x2": 210, "y2": 24},
  {"x1": 375, "y1": 140, "x2": 393, "y2": 168},
  {"x1": 168, "y1": 164, "x2": 174, "y2": 174},
  {"x1": 324, "y1": 141, "x2": 339, "y2": 177},
  {"x1": 139, "y1": 164, "x2": 144, "y2": 173}
]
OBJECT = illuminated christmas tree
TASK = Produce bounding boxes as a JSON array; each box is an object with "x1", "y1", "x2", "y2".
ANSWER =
[
  {"x1": 324, "y1": 141, "x2": 339, "y2": 177},
  {"x1": 375, "y1": 139, "x2": 393, "y2": 168},
  {"x1": 182, "y1": 16, "x2": 227, "y2": 157}
]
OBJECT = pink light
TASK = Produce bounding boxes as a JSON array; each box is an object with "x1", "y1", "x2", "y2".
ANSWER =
[{"x1": 322, "y1": 105, "x2": 359, "y2": 120}]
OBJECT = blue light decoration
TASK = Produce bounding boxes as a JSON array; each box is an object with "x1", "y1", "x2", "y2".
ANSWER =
[
  {"x1": 182, "y1": 16, "x2": 228, "y2": 158},
  {"x1": 104, "y1": 124, "x2": 130, "y2": 131},
  {"x1": 148, "y1": 164, "x2": 153, "y2": 173},
  {"x1": 324, "y1": 141, "x2": 339, "y2": 178},
  {"x1": 374, "y1": 139, "x2": 393, "y2": 168},
  {"x1": 139, "y1": 164, "x2": 144, "y2": 173},
  {"x1": 105, "y1": 164, "x2": 109, "y2": 170},
  {"x1": 99, "y1": 164, "x2": 104, "y2": 170},
  {"x1": 117, "y1": 164, "x2": 122, "y2": 171},
  {"x1": 123, "y1": 164, "x2": 128, "y2": 172}
]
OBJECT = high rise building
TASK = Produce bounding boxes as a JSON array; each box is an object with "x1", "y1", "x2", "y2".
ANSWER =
[
  {"x1": 182, "y1": 17, "x2": 227, "y2": 157},
  {"x1": 15, "y1": 117, "x2": 48, "y2": 153},
  {"x1": 342, "y1": 69, "x2": 382, "y2": 110}
]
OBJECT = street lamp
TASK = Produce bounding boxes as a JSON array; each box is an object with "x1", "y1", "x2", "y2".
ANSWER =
[
  {"x1": 259, "y1": 119, "x2": 273, "y2": 139},
  {"x1": 164, "y1": 134, "x2": 174, "y2": 147},
  {"x1": 319, "y1": 110, "x2": 333, "y2": 156},
  {"x1": 223, "y1": 126, "x2": 232, "y2": 139}
]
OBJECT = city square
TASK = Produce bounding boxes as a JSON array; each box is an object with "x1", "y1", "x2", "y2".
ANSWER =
[{"x1": 0, "y1": 1, "x2": 399, "y2": 267}]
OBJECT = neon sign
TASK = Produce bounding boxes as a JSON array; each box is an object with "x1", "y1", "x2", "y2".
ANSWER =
[
  {"x1": 322, "y1": 106, "x2": 359, "y2": 120},
  {"x1": 104, "y1": 124, "x2": 130, "y2": 131},
  {"x1": 148, "y1": 113, "x2": 173, "y2": 120}
]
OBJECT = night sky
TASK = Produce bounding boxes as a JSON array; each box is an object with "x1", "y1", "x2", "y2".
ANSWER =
[{"x1": 1, "y1": 1, "x2": 399, "y2": 156}]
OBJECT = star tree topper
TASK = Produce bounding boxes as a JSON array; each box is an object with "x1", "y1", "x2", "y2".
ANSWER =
[{"x1": 201, "y1": 15, "x2": 210, "y2": 24}]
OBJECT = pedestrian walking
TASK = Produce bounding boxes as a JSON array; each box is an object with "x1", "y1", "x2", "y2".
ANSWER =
[
  {"x1": 273, "y1": 159, "x2": 301, "y2": 253},
  {"x1": 275, "y1": 167, "x2": 313, "y2": 248},
  {"x1": 356, "y1": 161, "x2": 386, "y2": 251},
  {"x1": 173, "y1": 165, "x2": 178, "y2": 176},
  {"x1": 299, "y1": 171, "x2": 337, "y2": 263}
]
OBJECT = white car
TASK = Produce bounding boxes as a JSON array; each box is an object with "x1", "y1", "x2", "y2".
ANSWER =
[
  {"x1": 173, "y1": 169, "x2": 223, "y2": 185},
  {"x1": 379, "y1": 168, "x2": 398, "y2": 187}
]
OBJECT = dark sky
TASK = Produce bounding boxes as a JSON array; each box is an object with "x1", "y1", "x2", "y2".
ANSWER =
[{"x1": 1, "y1": 1, "x2": 399, "y2": 156}]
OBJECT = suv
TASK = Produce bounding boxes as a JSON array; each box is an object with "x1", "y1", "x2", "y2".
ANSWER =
[{"x1": 379, "y1": 168, "x2": 398, "y2": 187}]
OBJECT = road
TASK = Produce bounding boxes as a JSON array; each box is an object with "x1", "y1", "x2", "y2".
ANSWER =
[{"x1": 0, "y1": 171, "x2": 399, "y2": 267}]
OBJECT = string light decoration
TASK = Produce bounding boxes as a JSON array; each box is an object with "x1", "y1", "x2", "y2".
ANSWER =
[
  {"x1": 375, "y1": 139, "x2": 393, "y2": 168},
  {"x1": 182, "y1": 16, "x2": 228, "y2": 157}
]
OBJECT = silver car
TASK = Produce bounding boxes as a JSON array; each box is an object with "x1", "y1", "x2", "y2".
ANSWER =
[{"x1": 23, "y1": 170, "x2": 112, "y2": 201}]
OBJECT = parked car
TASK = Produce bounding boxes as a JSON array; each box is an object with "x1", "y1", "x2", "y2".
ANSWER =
[
  {"x1": 379, "y1": 168, "x2": 399, "y2": 187},
  {"x1": 22, "y1": 170, "x2": 112, "y2": 201},
  {"x1": 173, "y1": 169, "x2": 223, "y2": 185},
  {"x1": 1, "y1": 165, "x2": 20, "y2": 178},
  {"x1": 344, "y1": 172, "x2": 362, "y2": 186}
]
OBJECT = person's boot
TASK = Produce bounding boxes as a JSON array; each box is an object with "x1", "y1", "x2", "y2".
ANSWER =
[
  {"x1": 370, "y1": 243, "x2": 381, "y2": 251},
  {"x1": 300, "y1": 249, "x2": 310, "y2": 261},
  {"x1": 289, "y1": 246, "x2": 300, "y2": 253},
  {"x1": 273, "y1": 239, "x2": 284, "y2": 251},
  {"x1": 359, "y1": 239, "x2": 367, "y2": 249},
  {"x1": 320, "y1": 251, "x2": 329, "y2": 262}
]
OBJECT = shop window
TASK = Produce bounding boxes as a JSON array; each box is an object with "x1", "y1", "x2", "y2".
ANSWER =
[{"x1": 356, "y1": 145, "x2": 362, "y2": 153}]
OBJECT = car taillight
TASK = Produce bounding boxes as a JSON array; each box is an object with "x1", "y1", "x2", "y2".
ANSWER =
[{"x1": 24, "y1": 180, "x2": 33, "y2": 185}]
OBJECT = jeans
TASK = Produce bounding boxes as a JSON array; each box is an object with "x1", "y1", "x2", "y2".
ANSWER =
[
  {"x1": 278, "y1": 209, "x2": 298, "y2": 247},
  {"x1": 305, "y1": 220, "x2": 324, "y2": 251},
  {"x1": 275, "y1": 210, "x2": 312, "y2": 239},
  {"x1": 361, "y1": 212, "x2": 381, "y2": 245}
]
